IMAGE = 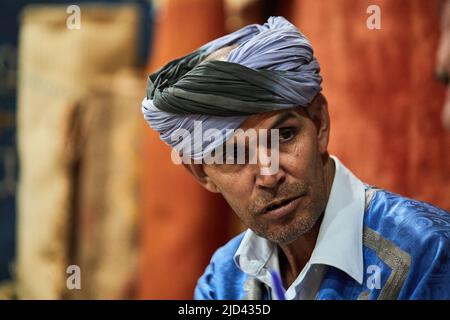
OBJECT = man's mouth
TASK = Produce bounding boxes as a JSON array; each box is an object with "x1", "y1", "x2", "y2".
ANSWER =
[{"x1": 260, "y1": 194, "x2": 304, "y2": 219}]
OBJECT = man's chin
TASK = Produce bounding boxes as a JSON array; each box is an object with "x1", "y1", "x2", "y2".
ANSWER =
[{"x1": 255, "y1": 217, "x2": 320, "y2": 244}]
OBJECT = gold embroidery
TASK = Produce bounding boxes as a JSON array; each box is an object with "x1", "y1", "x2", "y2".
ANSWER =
[
  {"x1": 363, "y1": 227, "x2": 411, "y2": 299},
  {"x1": 357, "y1": 290, "x2": 370, "y2": 300},
  {"x1": 242, "y1": 277, "x2": 264, "y2": 300}
]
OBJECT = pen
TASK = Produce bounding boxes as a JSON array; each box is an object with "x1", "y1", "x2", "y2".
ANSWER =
[{"x1": 270, "y1": 270, "x2": 286, "y2": 300}]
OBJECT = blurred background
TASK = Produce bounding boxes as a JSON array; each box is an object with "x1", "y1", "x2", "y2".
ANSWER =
[{"x1": 0, "y1": 0, "x2": 449, "y2": 299}]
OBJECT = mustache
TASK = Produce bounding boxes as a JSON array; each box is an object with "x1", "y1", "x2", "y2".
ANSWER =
[{"x1": 249, "y1": 182, "x2": 309, "y2": 215}]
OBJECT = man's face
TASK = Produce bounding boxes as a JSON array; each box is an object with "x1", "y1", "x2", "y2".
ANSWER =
[
  {"x1": 436, "y1": 0, "x2": 450, "y2": 129},
  {"x1": 202, "y1": 103, "x2": 330, "y2": 245}
]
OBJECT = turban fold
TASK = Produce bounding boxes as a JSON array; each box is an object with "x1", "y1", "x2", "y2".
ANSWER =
[{"x1": 142, "y1": 16, "x2": 322, "y2": 160}]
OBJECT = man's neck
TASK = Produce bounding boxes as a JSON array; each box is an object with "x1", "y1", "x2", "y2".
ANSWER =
[{"x1": 278, "y1": 156, "x2": 336, "y2": 289}]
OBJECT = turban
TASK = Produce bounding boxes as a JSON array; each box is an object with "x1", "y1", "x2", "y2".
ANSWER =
[{"x1": 141, "y1": 16, "x2": 322, "y2": 160}]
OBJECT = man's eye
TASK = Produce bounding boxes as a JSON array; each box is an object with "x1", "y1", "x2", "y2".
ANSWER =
[{"x1": 279, "y1": 127, "x2": 296, "y2": 142}]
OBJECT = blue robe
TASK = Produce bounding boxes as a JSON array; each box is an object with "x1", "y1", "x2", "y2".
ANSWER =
[{"x1": 194, "y1": 187, "x2": 450, "y2": 300}]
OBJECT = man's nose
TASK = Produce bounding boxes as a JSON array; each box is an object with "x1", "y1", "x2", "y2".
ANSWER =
[{"x1": 255, "y1": 165, "x2": 285, "y2": 189}]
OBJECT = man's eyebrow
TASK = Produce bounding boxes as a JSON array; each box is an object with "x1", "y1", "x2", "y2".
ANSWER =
[{"x1": 269, "y1": 111, "x2": 298, "y2": 129}]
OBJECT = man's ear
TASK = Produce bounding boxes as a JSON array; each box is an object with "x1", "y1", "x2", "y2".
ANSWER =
[
  {"x1": 307, "y1": 94, "x2": 330, "y2": 154},
  {"x1": 183, "y1": 163, "x2": 221, "y2": 193}
]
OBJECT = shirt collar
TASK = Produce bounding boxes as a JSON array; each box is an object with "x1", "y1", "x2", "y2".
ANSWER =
[{"x1": 233, "y1": 155, "x2": 365, "y2": 285}]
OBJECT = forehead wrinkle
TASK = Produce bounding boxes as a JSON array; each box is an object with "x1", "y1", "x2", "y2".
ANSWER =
[{"x1": 239, "y1": 108, "x2": 300, "y2": 131}]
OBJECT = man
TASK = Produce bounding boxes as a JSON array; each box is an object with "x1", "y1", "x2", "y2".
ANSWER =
[
  {"x1": 142, "y1": 17, "x2": 450, "y2": 300},
  {"x1": 436, "y1": 0, "x2": 450, "y2": 130}
]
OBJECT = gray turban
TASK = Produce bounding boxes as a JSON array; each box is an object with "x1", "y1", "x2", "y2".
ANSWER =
[{"x1": 141, "y1": 16, "x2": 322, "y2": 160}]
